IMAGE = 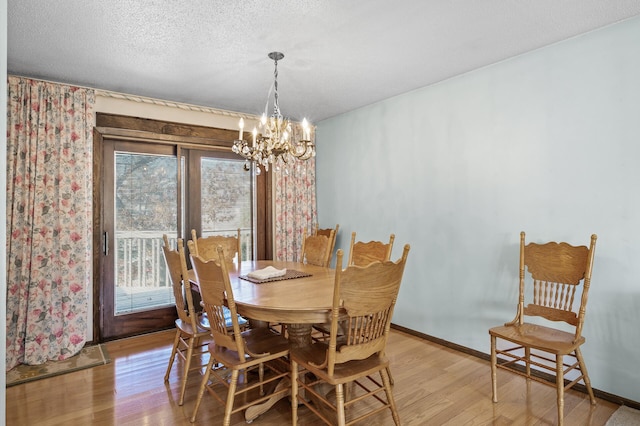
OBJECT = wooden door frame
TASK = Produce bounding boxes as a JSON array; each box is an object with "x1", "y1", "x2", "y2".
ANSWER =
[{"x1": 92, "y1": 113, "x2": 272, "y2": 342}]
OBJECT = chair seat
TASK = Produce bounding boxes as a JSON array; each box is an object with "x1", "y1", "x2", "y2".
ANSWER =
[
  {"x1": 209, "y1": 328, "x2": 290, "y2": 368},
  {"x1": 489, "y1": 323, "x2": 585, "y2": 355},
  {"x1": 174, "y1": 317, "x2": 210, "y2": 336},
  {"x1": 291, "y1": 342, "x2": 390, "y2": 385},
  {"x1": 198, "y1": 308, "x2": 248, "y2": 330}
]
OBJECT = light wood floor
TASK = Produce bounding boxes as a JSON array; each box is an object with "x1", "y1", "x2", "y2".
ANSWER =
[{"x1": 6, "y1": 328, "x2": 619, "y2": 425}]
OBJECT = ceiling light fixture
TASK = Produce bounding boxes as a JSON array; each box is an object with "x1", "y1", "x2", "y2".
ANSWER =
[{"x1": 232, "y1": 52, "x2": 314, "y2": 174}]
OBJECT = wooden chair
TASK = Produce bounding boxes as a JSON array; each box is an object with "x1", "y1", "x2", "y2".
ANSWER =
[
  {"x1": 301, "y1": 227, "x2": 335, "y2": 267},
  {"x1": 187, "y1": 229, "x2": 249, "y2": 333},
  {"x1": 312, "y1": 232, "x2": 395, "y2": 344},
  {"x1": 315, "y1": 223, "x2": 339, "y2": 265},
  {"x1": 489, "y1": 232, "x2": 598, "y2": 426},
  {"x1": 349, "y1": 231, "x2": 396, "y2": 383},
  {"x1": 312, "y1": 232, "x2": 397, "y2": 377},
  {"x1": 190, "y1": 247, "x2": 290, "y2": 425},
  {"x1": 348, "y1": 231, "x2": 395, "y2": 266},
  {"x1": 161, "y1": 235, "x2": 210, "y2": 406},
  {"x1": 312, "y1": 232, "x2": 395, "y2": 322},
  {"x1": 188, "y1": 228, "x2": 241, "y2": 263},
  {"x1": 291, "y1": 245, "x2": 411, "y2": 426}
]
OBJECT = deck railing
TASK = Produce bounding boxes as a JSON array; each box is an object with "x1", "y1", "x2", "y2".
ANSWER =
[{"x1": 115, "y1": 230, "x2": 252, "y2": 314}]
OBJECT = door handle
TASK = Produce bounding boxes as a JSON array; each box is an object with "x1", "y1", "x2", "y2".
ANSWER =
[{"x1": 103, "y1": 231, "x2": 109, "y2": 255}]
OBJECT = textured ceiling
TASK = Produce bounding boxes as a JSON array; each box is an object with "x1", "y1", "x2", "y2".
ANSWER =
[{"x1": 8, "y1": 1, "x2": 640, "y2": 123}]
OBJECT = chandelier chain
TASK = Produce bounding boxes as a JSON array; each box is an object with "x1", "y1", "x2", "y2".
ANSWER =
[{"x1": 273, "y1": 56, "x2": 280, "y2": 118}]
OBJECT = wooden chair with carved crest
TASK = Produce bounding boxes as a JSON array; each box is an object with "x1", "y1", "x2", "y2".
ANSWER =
[
  {"x1": 187, "y1": 228, "x2": 241, "y2": 263},
  {"x1": 313, "y1": 231, "x2": 397, "y2": 383},
  {"x1": 314, "y1": 223, "x2": 339, "y2": 266},
  {"x1": 291, "y1": 245, "x2": 410, "y2": 426},
  {"x1": 161, "y1": 235, "x2": 210, "y2": 406},
  {"x1": 489, "y1": 232, "x2": 598, "y2": 426},
  {"x1": 301, "y1": 227, "x2": 335, "y2": 267}
]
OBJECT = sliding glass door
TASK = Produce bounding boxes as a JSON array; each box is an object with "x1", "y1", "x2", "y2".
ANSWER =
[
  {"x1": 188, "y1": 151, "x2": 254, "y2": 260},
  {"x1": 113, "y1": 150, "x2": 180, "y2": 316},
  {"x1": 100, "y1": 140, "x2": 256, "y2": 340}
]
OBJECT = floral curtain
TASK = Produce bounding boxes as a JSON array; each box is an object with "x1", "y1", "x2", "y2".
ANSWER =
[
  {"x1": 6, "y1": 76, "x2": 94, "y2": 369},
  {"x1": 273, "y1": 123, "x2": 317, "y2": 261}
]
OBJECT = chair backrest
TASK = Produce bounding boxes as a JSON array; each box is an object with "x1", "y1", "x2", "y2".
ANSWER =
[
  {"x1": 188, "y1": 228, "x2": 241, "y2": 263},
  {"x1": 162, "y1": 235, "x2": 199, "y2": 330},
  {"x1": 301, "y1": 228, "x2": 335, "y2": 267},
  {"x1": 324, "y1": 245, "x2": 410, "y2": 376},
  {"x1": 190, "y1": 247, "x2": 247, "y2": 357},
  {"x1": 518, "y1": 232, "x2": 597, "y2": 339},
  {"x1": 348, "y1": 232, "x2": 395, "y2": 266},
  {"x1": 315, "y1": 223, "x2": 339, "y2": 263}
]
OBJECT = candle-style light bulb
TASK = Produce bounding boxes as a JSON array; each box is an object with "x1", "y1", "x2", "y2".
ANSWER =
[
  {"x1": 302, "y1": 118, "x2": 310, "y2": 140},
  {"x1": 252, "y1": 127, "x2": 257, "y2": 147},
  {"x1": 238, "y1": 118, "x2": 244, "y2": 140}
]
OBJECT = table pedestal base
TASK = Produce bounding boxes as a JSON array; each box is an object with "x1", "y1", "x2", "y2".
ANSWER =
[
  {"x1": 244, "y1": 323, "x2": 312, "y2": 422},
  {"x1": 287, "y1": 323, "x2": 313, "y2": 348},
  {"x1": 244, "y1": 378, "x2": 291, "y2": 422}
]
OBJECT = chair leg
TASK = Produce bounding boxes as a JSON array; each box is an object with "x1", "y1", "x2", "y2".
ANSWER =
[
  {"x1": 575, "y1": 347, "x2": 596, "y2": 404},
  {"x1": 190, "y1": 356, "x2": 215, "y2": 423},
  {"x1": 525, "y1": 346, "x2": 531, "y2": 377},
  {"x1": 556, "y1": 355, "x2": 565, "y2": 426},
  {"x1": 381, "y1": 367, "x2": 401, "y2": 425},
  {"x1": 335, "y1": 383, "x2": 346, "y2": 426},
  {"x1": 164, "y1": 329, "x2": 181, "y2": 381},
  {"x1": 377, "y1": 351, "x2": 394, "y2": 385},
  {"x1": 490, "y1": 335, "x2": 498, "y2": 403},
  {"x1": 178, "y1": 336, "x2": 195, "y2": 406},
  {"x1": 291, "y1": 359, "x2": 299, "y2": 426},
  {"x1": 223, "y1": 370, "x2": 240, "y2": 426}
]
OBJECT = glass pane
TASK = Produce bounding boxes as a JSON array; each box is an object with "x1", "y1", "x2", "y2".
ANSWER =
[
  {"x1": 114, "y1": 152, "x2": 177, "y2": 314},
  {"x1": 200, "y1": 157, "x2": 253, "y2": 260}
]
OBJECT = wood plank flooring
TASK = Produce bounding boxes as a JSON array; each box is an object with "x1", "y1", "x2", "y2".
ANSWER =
[{"x1": 6, "y1": 328, "x2": 619, "y2": 425}]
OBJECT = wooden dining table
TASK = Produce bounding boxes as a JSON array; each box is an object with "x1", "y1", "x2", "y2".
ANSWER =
[
  {"x1": 188, "y1": 259, "x2": 337, "y2": 421},
  {"x1": 189, "y1": 260, "x2": 336, "y2": 344}
]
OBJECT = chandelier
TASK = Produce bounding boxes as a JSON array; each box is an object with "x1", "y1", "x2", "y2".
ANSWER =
[{"x1": 232, "y1": 52, "x2": 315, "y2": 173}]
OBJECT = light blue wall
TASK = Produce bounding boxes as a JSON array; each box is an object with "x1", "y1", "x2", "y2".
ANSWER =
[{"x1": 316, "y1": 16, "x2": 640, "y2": 402}]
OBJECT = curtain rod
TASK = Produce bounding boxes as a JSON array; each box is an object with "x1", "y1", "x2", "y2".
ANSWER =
[{"x1": 9, "y1": 73, "x2": 259, "y2": 120}]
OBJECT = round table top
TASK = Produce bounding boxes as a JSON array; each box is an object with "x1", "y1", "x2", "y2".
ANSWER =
[{"x1": 193, "y1": 260, "x2": 336, "y2": 324}]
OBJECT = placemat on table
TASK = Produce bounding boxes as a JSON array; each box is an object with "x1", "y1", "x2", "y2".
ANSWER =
[{"x1": 240, "y1": 269, "x2": 312, "y2": 284}]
